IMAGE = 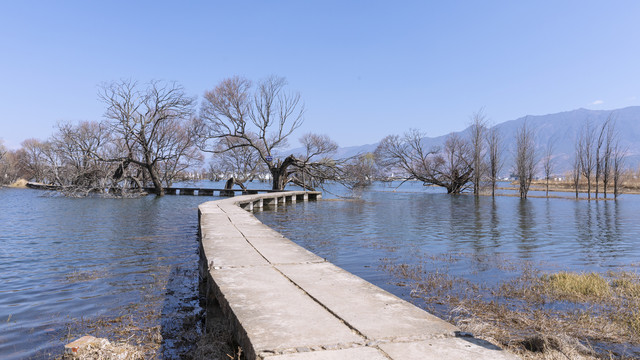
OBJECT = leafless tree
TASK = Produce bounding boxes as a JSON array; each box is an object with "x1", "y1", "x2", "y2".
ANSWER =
[
  {"x1": 0, "y1": 141, "x2": 5, "y2": 163},
  {"x1": 0, "y1": 150, "x2": 21, "y2": 185},
  {"x1": 0, "y1": 141, "x2": 11, "y2": 185},
  {"x1": 99, "y1": 79, "x2": 198, "y2": 195},
  {"x1": 542, "y1": 139, "x2": 555, "y2": 197},
  {"x1": 19, "y1": 138, "x2": 48, "y2": 183},
  {"x1": 50, "y1": 121, "x2": 116, "y2": 192},
  {"x1": 339, "y1": 153, "x2": 378, "y2": 193},
  {"x1": 209, "y1": 136, "x2": 266, "y2": 190},
  {"x1": 578, "y1": 121, "x2": 596, "y2": 200},
  {"x1": 612, "y1": 141, "x2": 626, "y2": 199},
  {"x1": 514, "y1": 120, "x2": 537, "y2": 199},
  {"x1": 293, "y1": 133, "x2": 339, "y2": 190},
  {"x1": 376, "y1": 130, "x2": 473, "y2": 194},
  {"x1": 486, "y1": 125, "x2": 502, "y2": 197},
  {"x1": 594, "y1": 116, "x2": 614, "y2": 199},
  {"x1": 470, "y1": 110, "x2": 487, "y2": 195},
  {"x1": 600, "y1": 116, "x2": 616, "y2": 199},
  {"x1": 195, "y1": 75, "x2": 306, "y2": 190},
  {"x1": 571, "y1": 153, "x2": 581, "y2": 199}
]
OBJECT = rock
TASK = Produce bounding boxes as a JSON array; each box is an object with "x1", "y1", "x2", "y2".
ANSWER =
[{"x1": 63, "y1": 335, "x2": 144, "y2": 359}]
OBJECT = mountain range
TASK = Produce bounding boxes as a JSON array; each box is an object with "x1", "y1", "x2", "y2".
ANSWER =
[{"x1": 300, "y1": 106, "x2": 640, "y2": 176}]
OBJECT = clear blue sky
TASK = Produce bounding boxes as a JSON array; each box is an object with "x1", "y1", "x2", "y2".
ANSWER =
[{"x1": 1, "y1": 1, "x2": 639, "y2": 149}]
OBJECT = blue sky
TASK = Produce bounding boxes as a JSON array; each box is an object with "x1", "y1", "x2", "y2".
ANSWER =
[{"x1": 1, "y1": 1, "x2": 640, "y2": 149}]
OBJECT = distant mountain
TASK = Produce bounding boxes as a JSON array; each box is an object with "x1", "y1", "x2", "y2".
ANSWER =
[{"x1": 286, "y1": 106, "x2": 640, "y2": 176}]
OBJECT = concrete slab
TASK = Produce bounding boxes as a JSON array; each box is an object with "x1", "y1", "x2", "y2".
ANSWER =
[
  {"x1": 201, "y1": 235, "x2": 269, "y2": 268},
  {"x1": 379, "y1": 337, "x2": 519, "y2": 360},
  {"x1": 277, "y1": 262, "x2": 457, "y2": 341},
  {"x1": 262, "y1": 347, "x2": 389, "y2": 360},
  {"x1": 246, "y1": 235, "x2": 325, "y2": 264},
  {"x1": 211, "y1": 265, "x2": 362, "y2": 356}
]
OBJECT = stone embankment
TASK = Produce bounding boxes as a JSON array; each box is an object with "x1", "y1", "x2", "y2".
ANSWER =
[{"x1": 198, "y1": 191, "x2": 518, "y2": 360}]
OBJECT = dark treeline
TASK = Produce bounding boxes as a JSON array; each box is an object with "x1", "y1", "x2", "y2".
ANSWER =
[{"x1": 0, "y1": 78, "x2": 633, "y2": 199}]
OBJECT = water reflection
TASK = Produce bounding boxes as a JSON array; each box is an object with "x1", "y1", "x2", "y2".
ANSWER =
[
  {"x1": 0, "y1": 188, "x2": 208, "y2": 359},
  {"x1": 257, "y1": 187, "x2": 640, "y2": 286}
]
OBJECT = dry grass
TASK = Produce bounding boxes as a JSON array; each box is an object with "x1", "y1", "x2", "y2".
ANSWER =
[
  {"x1": 8, "y1": 178, "x2": 28, "y2": 188},
  {"x1": 541, "y1": 272, "x2": 611, "y2": 300},
  {"x1": 62, "y1": 337, "x2": 146, "y2": 360},
  {"x1": 382, "y1": 256, "x2": 640, "y2": 359}
]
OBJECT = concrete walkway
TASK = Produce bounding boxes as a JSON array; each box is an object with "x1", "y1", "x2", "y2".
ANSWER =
[{"x1": 198, "y1": 191, "x2": 519, "y2": 360}]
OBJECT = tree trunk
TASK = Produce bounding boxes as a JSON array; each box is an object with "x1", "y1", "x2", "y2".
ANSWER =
[
  {"x1": 225, "y1": 177, "x2": 235, "y2": 190},
  {"x1": 270, "y1": 166, "x2": 287, "y2": 190},
  {"x1": 546, "y1": 178, "x2": 549, "y2": 197},
  {"x1": 146, "y1": 164, "x2": 164, "y2": 196},
  {"x1": 595, "y1": 171, "x2": 599, "y2": 200},
  {"x1": 270, "y1": 155, "x2": 297, "y2": 191}
]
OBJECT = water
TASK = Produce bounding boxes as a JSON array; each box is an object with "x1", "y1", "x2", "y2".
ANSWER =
[
  {"x1": 256, "y1": 181, "x2": 640, "y2": 305},
  {"x1": 3, "y1": 180, "x2": 639, "y2": 358},
  {"x1": 0, "y1": 186, "x2": 219, "y2": 359}
]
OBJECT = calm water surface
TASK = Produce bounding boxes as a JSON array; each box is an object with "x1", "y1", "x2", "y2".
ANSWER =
[
  {"x1": 3, "y1": 181, "x2": 639, "y2": 358},
  {"x1": 0, "y1": 186, "x2": 214, "y2": 359},
  {"x1": 256, "y1": 182, "x2": 640, "y2": 299}
]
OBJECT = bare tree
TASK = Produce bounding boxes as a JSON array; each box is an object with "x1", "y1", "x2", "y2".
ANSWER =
[
  {"x1": 293, "y1": 133, "x2": 339, "y2": 190},
  {"x1": 195, "y1": 76, "x2": 305, "y2": 190},
  {"x1": 0, "y1": 141, "x2": 10, "y2": 185},
  {"x1": 578, "y1": 121, "x2": 596, "y2": 200},
  {"x1": 600, "y1": 117, "x2": 616, "y2": 199},
  {"x1": 542, "y1": 139, "x2": 555, "y2": 197},
  {"x1": 99, "y1": 80, "x2": 198, "y2": 195},
  {"x1": 339, "y1": 153, "x2": 378, "y2": 193},
  {"x1": 594, "y1": 116, "x2": 613, "y2": 199},
  {"x1": 0, "y1": 141, "x2": 5, "y2": 163},
  {"x1": 612, "y1": 141, "x2": 626, "y2": 199},
  {"x1": 20, "y1": 138, "x2": 48, "y2": 183},
  {"x1": 486, "y1": 125, "x2": 502, "y2": 197},
  {"x1": 51, "y1": 121, "x2": 115, "y2": 192},
  {"x1": 514, "y1": 120, "x2": 537, "y2": 199},
  {"x1": 0, "y1": 151, "x2": 21, "y2": 185},
  {"x1": 571, "y1": 153, "x2": 581, "y2": 199},
  {"x1": 470, "y1": 110, "x2": 487, "y2": 195},
  {"x1": 375, "y1": 130, "x2": 473, "y2": 194},
  {"x1": 209, "y1": 136, "x2": 266, "y2": 190}
]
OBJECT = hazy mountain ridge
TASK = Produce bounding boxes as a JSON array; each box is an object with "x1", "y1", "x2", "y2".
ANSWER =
[{"x1": 288, "y1": 106, "x2": 640, "y2": 176}]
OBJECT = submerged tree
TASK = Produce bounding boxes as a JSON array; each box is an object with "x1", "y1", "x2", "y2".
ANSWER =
[
  {"x1": 292, "y1": 133, "x2": 339, "y2": 190},
  {"x1": 470, "y1": 110, "x2": 487, "y2": 195},
  {"x1": 542, "y1": 139, "x2": 555, "y2": 197},
  {"x1": 208, "y1": 136, "x2": 266, "y2": 190},
  {"x1": 339, "y1": 153, "x2": 378, "y2": 192},
  {"x1": 99, "y1": 80, "x2": 200, "y2": 196},
  {"x1": 612, "y1": 141, "x2": 627, "y2": 199},
  {"x1": 195, "y1": 76, "x2": 339, "y2": 190},
  {"x1": 375, "y1": 129, "x2": 473, "y2": 194},
  {"x1": 578, "y1": 121, "x2": 596, "y2": 200},
  {"x1": 514, "y1": 120, "x2": 537, "y2": 199},
  {"x1": 486, "y1": 125, "x2": 502, "y2": 197},
  {"x1": 195, "y1": 76, "x2": 303, "y2": 190}
]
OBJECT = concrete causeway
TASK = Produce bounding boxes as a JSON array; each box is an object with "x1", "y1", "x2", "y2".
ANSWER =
[{"x1": 198, "y1": 191, "x2": 519, "y2": 360}]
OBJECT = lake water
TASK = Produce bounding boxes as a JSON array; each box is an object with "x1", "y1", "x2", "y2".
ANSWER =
[
  {"x1": 256, "y1": 181, "x2": 640, "y2": 306},
  {"x1": 2, "y1": 181, "x2": 639, "y2": 359},
  {"x1": 0, "y1": 186, "x2": 215, "y2": 359}
]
